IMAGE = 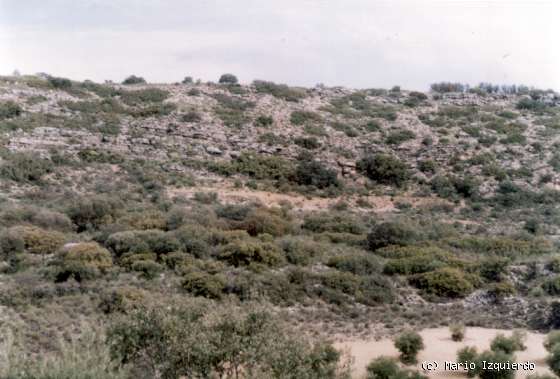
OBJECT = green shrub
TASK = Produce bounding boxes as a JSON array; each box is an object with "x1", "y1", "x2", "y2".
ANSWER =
[
  {"x1": 394, "y1": 330, "x2": 424, "y2": 364},
  {"x1": 383, "y1": 255, "x2": 443, "y2": 275},
  {"x1": 386, "y1": 129, "x2": 416, "y2": 145},
  {"x1": 0, "y1": 101, "x2": 22, "y2": 120},
  {"x1": 409, "y1": 268, "x2": 474, "y2": 298},
  {"x1": 294, "y1": 136, "x2": 321, "y2": 149},
  {"x1": 182, "y1": 271, "x2": 226, "y2": 299},
  {"x1": 543, "y1": 276, "x2": 560, "y2": 296},
  {"x1": 12, "y1": 226, "x2": 65, "y2": 255},
  {"x1": 239, "y1": 208, "x2": 292, "y2": 237},
  {"x1": 357, "y1": 154, "x2": 410, "y2": 186},
  {"x1": 122, "y1": 75, "x2": 146, "y2": 85},
  {"x1": 450, "y1": 324, "x2": 466, "y2": 341},
  {"x1": 118, "y1": 88, "x2": 169, "y2": 106},
  {"x1": 182, "y1": 110, "x2": 201, "y2": 123},
  {"x1": 131, "y1": 260, "x2": 163, "y2": 279},
  {"x1": 294, "y1": 160, "x2": 340, "y2": 189},
  {"x1": 418, "y1": 160, "x2": 436, "y2": 174},
  {"x1": 107, "y1": 302, "x2": 347, "y2": 379},
  {"x1": 255, "y1": 115, "x2": 274, "y2": 127},
  {"x1": 290, "y1": 110, "x2": 321, "y2": 125},
  {"x1": 48, "y1": 76, "x2": 73, "y2": 89},
  {"x1": 218, "y1": 73, "x2": 238, "y2": 84},
  {"x1": 0, "y1": 151, "x2": 53, "y2": 183},
  {"x1": 253, "y1": 80, "x2": 306, "y2": 101},
  {"x1": 366, "y1": 356, "x2": 427, "y2": 379},
  {"x1": 106, "y1": 229, "x2": 180, "y2": 257},
  {"x1": 490, "y1": 332, "x2": 526, "y2": 354},
  {"x1": 303, "y1": 212, "x2": 366, "y2": 235},
  {"x1": 218, "y1": 240, "x2": 283, "y2": 267},
  {"x1": 67, "y1": 195, "x2": 123, "y2": 232},
  {"x1": 476, "y1": 350, "x2": 515, "y2": 379},
  {"x1": 457, "y1": 346, "x2": 478, "y2": 377},
  {"x1": 230, "y1": 152, "x2": 295, "y2": 181},
  {"x1": 278, "y1": 236, "x2": 322, "y2": 265},
  {"x1": 546, "y1": 331, "x2": 560, "y2": 352},
  {"x1": 327, "y1": 253, "x2": 381, "y2": 276},
  {"x1": 56, "y1": 242, "x2": 113, "y2": 282},
  {"x1": 367, "y1": 221, "x2": 419, "y2": 251}
]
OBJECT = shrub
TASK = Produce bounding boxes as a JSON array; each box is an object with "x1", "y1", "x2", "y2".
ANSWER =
[
  {"x1": 47, "y1": 76, "x2": 72, "y2": 89},
  {"x1": 294, "y1": 136, "x2": 321, "y2": 149},
  {"x1": 56, "y1": 242, "x2": 112, "y2": 282},
  {"x1": 544, "y1": 331, "x2": 560, "y2": 352},
  {"x1": 543, "y1": 276, "x2": 560, "y2": 296},
  {"x1": 290, "y1": 110, "x2": 321, "y2": 125},
  {"x1": 218, "y1": 240, "x2": 283, "y2": 267},
  {"x1": 181, "y1": 271, "x2": 226, "y2": 299},
  {"x1": 383, "y1": 255, "x2": 444, "y2": 275},
  {"x1": 67, "y1": 195, "x2": 123, "y2": 232},
  {"x1": 457, "y1": 346, "x2": 478, "y2": 378},
  {"x1": 0, "y1": 101, "x2": 22, "y2": 120},
  {"x1": 239, "y1": 208, "x2": 292, "y2": 237},
  {"x1": 218, "y1": 73, "x2": 238, "y2": 84},
  {"x1": 122, "y1": 75, "x2": 146, "y2": 85},
  {"x1": 367, "y1": 221, "x2": 419, "y2": 251},
  {"x1": 0, "y1": 151, "x2": 53, "y2": 183},
  {"x1": 12, "y1": 226, "x2": 65, "y2": 255},
  {"x1": 366, "y1": 356, "x2": 426, "y2": 379},
  {"x1": 327, "y1": 253, "x2": 382, "y2": 276},
  {"x1": 386, "y1": 129, "x2": 416, "y2": 145},
  {"x1": 294, "y1": 160, "x2": 340, "y2": 189},
  {"x1": 394, "y1": 330, "x2": 424, "y2": 364},
  {"x1": 409, "y1": 268, "x2": 474, "y2": 298},
  {"x1": 476, "y1": 350, "x2": 515, "y2": 379},
  {"x1": 107, "y1": 302, "x2": 347, "y2": 379},
  {"x1": 230, "y1": 152, "x2": 295, "y2": 181},
  {"x1": 278, "y1": 236, "x2": 322, "y2": 266},
  {"x1": 255, "y1": 115, "x2": 274, "y2": 127},
  {"x1": 253, "y1": 80, "x2": 306, "y2": 102},
  {"x1": 490, "y1": 332, "x2": 526, "y2": 354},
  {"x1": 131, "y1": 260, "x2": 163, "y2": 279},
  {"x1": 105, "y1": 230, "x2": 179, "y2": 257},
  {"x1": 182, "y1": 110, "x2": 201, "y2": 123},
  {"x1": 182, "y1": 76, "x2": 193, "y2": 84},
  {"x1": 356, "y1": 154, "x2": 410, "y2": 186},
  {"x1": 303, "y1": 212, "x2": 366, "y2": 235}
]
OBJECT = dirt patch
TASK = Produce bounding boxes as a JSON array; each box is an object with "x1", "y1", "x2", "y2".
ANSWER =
[
  {"x1": 335, "y1": 327, "x2": 550, "y2": 379},
  {"x1": 168, "y1": 185, "x2": 450, "y2": 213}
]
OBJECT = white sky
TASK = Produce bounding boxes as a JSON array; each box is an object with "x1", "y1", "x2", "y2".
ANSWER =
[{"x1": 0, "y1": 0, "x2": 558, "y2": 90}]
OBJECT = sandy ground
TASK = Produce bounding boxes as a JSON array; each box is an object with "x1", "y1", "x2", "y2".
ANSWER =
[
  {"x1": 168, "y1": 185, "x2": 451, "y2": 213},
  {"x1": 335, "y1": 327, "x2": 551, "y2": 379}
]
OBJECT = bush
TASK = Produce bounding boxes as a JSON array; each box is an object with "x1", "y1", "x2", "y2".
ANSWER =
[
  {"x1": 290, "y1": 110, "x2": 322, "y2": 125},
  {"x1": 327, "y1": 253, "x2": 382, "y2": 276},
  {"x1": 0, "y1": 101, "x2": 22, "y2": 120},
  {"x1": 356, "y1": 154, "x2": 410, "y2": 186},
  {"x1": 544, "y1": 331, "x2": 560, "y2": 352},
  {"x1": 303, "y1": 212, "x2": 366, "y2": 235},
  {"x1": 457, "y1": 346, "x2": 478, "y2": 378},
  {"x1": 294, "y1": 160, "x2": 340, "y2": 189},
  {"x1": 543, "y1": 276, "x2": 560, "y2": 296},
  {"x1": 476, "y1": 350, "x2": 515, "y2": 379},
  {"x1": 449, "y1": 324, "x2": 465, "y2": 342},
  {"x1": 131, "y1": 260, "x2": 163, "y2": 279},
  {"x1": 182, "y1": 110, "x2": 201, "y2": 123},
  {"x1": 181, "y1": 271, "x2": 226, "y2": 299},
  {"x1": 56, "y1": 242, "x2": 113, "y2": 282},
  {"x1": 490, "y1": 332, "x2": 526, "y2": 354},
  {"x1": 394, "y1": 330, "x2": 424, "y2": 364},
  {"x1": 253, "y1": 80, "x2": 306, "y2": 102},
  {"x1": 409, "y1": 268, "x2": 474, "y2": 298},
  {"x1": 107, "y1": 302, "x2": 347, "y2": 379},
  {"x1": 0, "y1": 151, "x2": 53, "y2": 183},
  {"x1": 218, "y1": 240, "x2": 283, "y2": 267},
  {"x1": 367, "y1": 221, "x2": 419, "y2": 251},
  {"x1": 366, "y1": 356, "x2": 427, "y2": 379},
  {"x1": 67, "y1": 195, "x2": 123, "y2": 232},
  {"x1": 122, "y1": 75, "x2": 146, "y2": 85},
  {"x1": 255, "y1": 115, "x2": 274, "y2": 127},
  {"x1": 386, "y1": 130, "x2": 416, "y2": 145},
  {"x1": 294, "y1": 136, "x2": 321, "y2": 149},
  {"x1": 218, "y1": 73, "x2": 238, "y2": 84},
  {"x1": 182, "y1": 76, "x2": 193, "y2": 84},
  {"x1": 47, "y1": 76, "x2": 73, "y2": 89},
  {"x1": 12, "y1": 226, "x2": 65, "y2": 255},
  {"x1": 239, "y1": 208, "x2": 292, "y2": 237}
]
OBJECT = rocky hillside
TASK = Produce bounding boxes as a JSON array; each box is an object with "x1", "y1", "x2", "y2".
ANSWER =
[{"x1": 1, "y1": 74, "x2": 560, "y2": 377}]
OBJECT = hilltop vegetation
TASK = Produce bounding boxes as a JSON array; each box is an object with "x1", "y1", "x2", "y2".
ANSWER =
[{"x1": 0, "y1": 73, "x2": 560, "y2": 377}]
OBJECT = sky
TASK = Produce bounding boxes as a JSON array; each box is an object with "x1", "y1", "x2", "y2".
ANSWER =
[{"x1": 0, "y1": 0, "x2": 558, "y2": 91}]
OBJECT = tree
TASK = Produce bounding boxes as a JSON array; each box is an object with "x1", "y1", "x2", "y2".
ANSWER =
[
  {"x1": 394, "y1": 330, "x2": 424, "y2": 364},
  {"x1": 367, "y1": 221, "x2": 418, "y2": 251},
  {"x1": 122, "y1": 75, "x2": 146, "y2": 85},
  {"x1": 182, "y1": 76, "x2": 193, "y2": 84},
  {"x1": 475, "y1": 350, "x2": 515, "y2": 379},
  {"x1": 294, "y1": 160, "x2": 340, "y2": 189},
  {"x1": 356, "y1": 154, "x2": 410, "y2": 187},
  {"x1": 219, "y1": 73, "x2": 238, "y2": 85}
]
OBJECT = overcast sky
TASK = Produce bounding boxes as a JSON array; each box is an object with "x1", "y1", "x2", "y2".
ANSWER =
[{"x1": 0, "y1": 0, "x2": 558, "y2": 90}]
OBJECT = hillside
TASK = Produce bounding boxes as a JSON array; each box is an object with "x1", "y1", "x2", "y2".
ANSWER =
[{"x1": 1, "y1": 74, "x2": 560, "y2": 378}]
